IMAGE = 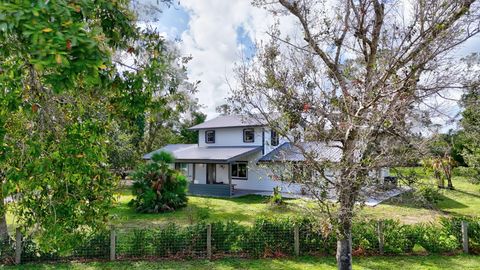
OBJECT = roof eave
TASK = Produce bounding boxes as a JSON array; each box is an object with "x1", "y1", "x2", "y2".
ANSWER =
[{"x1": 187, "y1": 124, "x2": 264, "y2": 131}]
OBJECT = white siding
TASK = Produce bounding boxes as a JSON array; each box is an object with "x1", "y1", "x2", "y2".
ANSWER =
[
  {"x1": 198, "y1": 127, "x2": 264, "y2": 147},
  {"x1": 230, "y1": 151, "x2": 304, "y2": 193},
  {"x1": 215, "y1": 164, "x2": 229, "y2": 184},
  {"x1": 193, "y1": 164, "x2": 206, "y2": 184},
  {"x1": 263, "y1": 128, "x2": 288, "y2": 155}
]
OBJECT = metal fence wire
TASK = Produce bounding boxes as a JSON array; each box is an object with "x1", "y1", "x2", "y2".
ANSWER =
[{"x1": 3, "y1": 217, "x2": 480, "y2": 264}]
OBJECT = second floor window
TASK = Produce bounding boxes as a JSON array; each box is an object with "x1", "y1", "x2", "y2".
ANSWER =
[
  {"x1": 243, "y1": 128, "x2": 255, "y2": 143},
  {"x1": 271, "y1": 130, "x2": 279, "y2": 146},
  {"x1": 205, "y1": 130, "x2": 215, "y2": 143}
]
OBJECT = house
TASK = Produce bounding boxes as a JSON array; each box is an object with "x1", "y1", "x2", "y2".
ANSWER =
[{"x1": 143, "y1": 114, "x2": 390, "y2": 197}]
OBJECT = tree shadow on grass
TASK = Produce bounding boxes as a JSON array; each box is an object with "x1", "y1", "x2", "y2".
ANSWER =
[
  {"x1": 379, "y1": 191, "x2": 468, "y2": 211},
  {"x1": 449, "y1": 189, "x2": 480, "y2": 200}
]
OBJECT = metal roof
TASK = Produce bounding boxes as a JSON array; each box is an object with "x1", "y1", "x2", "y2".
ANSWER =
[
  {"x1": 258, "y1": 141, "x2": 342, "y2": 163},
  {"x1": 143, "y1": 144, "x2": 262, "y2": 163},
  {"x1": 188, "y1": 114, "x2": 267, "y2": 130}
]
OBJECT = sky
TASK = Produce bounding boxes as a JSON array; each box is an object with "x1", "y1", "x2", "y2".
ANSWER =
[{"x1": 134, "y1": 0, "x2": 480, "y2": 127}]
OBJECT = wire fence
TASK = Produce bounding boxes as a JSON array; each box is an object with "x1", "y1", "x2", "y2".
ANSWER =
[{"x1": 1, "y1": 216, "x2": 479, "y2": 265}]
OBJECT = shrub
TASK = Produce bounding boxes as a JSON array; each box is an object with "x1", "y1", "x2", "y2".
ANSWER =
[
  {"x1": 440, "y1": 216, "x2": 480, "y2": 250},
  {"x1": 453, "y1": 167, "x2": 480, "y2": 184},
  {"x1": 352, "y1": 220, "x2": 378, "y2": 254},
  {"x1": 0, "y1": 238, "x2": 14, "y2": 264},
  {"x1": 269, "y1": 186, "x2": 284, "y2": 205},
  {"x1": 414, "y1": 184, "x2": 443, "y2": 207},
  {"x1": 72, "y1": 231, "x2": 110, "y2": 259},
  {"x1": 152, "y1": 223, "x2": 188, "y2": 256},
  {"x1": 129, "y1": 151, "x2": 188, "y2": 213},
  {"x1": 241, "y1": 217, "x2": 294, "y2": 257},
  {"x1": 383, "y1": 221, "x2": 417, "y2": 254},
  {"x1": 211, "y1": 221, "x2": 247, "y2": 253},
  {"x1": 414, "y1": 223, "x2": 459, "y2": 253},
  {"x1": 299, "y1": 218, "x2": 336, "y2": 255}
]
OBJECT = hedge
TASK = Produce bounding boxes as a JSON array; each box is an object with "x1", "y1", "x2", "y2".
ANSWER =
[{"x1": 2, "y1": 216, "x2": 479, "y2": 264}]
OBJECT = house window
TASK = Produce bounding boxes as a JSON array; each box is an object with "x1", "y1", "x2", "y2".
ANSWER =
[
  {"x1": 175, "y1": 163, "x2": 188, "y2": 175},
  {"x1": 231, "y1": 162, "x2": 248, "y2": 179},
  {"x1": 205, "y1": 130, "x2": 215, "y2": 143},
  {"x1": 271, "y1": 130, "x2": 279, "y2": 146},
  {"x1": 243, "y1": 128, "x2": 255, "y2": 143}
]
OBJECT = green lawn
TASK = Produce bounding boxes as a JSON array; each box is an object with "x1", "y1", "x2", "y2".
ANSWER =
[
  {"x1": 360, "y1": 174, "x2": 480, "y2": 223},
  {"x1": 4, "y1": 255, "x2": 480, "y2": 270},
  {"x1": 110, "y1": 172, "x2": 480, "y2": 227},
  {"x1": 110, "y1": 189, "x2": 311, "y2": 226}
]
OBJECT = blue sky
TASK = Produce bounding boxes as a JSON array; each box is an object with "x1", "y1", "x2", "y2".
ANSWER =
[{"x1": 138, "y1": 1, "x2": 480, "y2": 127}]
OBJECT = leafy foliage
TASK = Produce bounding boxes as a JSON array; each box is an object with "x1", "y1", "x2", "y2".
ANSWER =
[
  {"x1": 269, "y1": 186, "x2": 284, "y2": 205},
  {"x1": 129, "y1": 152, "x2": 188, "y2": 213},
  {"x1": 14, "y1": 216, "x2": 478, "y2": 263},
  {"x1": 461, "y1": 79, "x2": 480, "y2": 181}
]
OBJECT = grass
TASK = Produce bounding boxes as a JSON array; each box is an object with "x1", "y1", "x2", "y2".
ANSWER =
[
  {"x1": 110, "y1": 189, "x2": 311, "y2": 227},
  {"x1": 359, "y1": 171, "x2": 480, "y2": 223},
  {"x1": 111, "y1": 170, "x2": 480, "y2": 227},
  {"x1": 4, "y1": 255, "x2": 480, "y2": 270}
]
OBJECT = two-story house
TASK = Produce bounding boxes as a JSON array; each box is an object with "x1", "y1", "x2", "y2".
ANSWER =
[{"x1": 143, "y1": 114, "x2": 390, "y2": 197}]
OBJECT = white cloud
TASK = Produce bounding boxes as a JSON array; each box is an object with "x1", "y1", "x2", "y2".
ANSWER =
[{"x1": 178, "y1": 0, "x2": 297, "y2": 118}]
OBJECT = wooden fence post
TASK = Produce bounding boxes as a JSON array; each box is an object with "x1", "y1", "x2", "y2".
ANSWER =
[
  {"x1": 207, "y1": 224, "x2": 212, "y2": 260},
  {"x1": 461, "y1": 221, "x2": 469, "y2": 254},
  {"x1": 110, "y1": 226, "x2": 116, "y2": 261},
  {"x1": 377, "y1": 221, "x2": 384, "y2": 255},
  {"x1": 294, "y1": 224, "x2": 300, "y2": 256},
  {"x1": 15, "y1": 227, "x2": 22, "y2": 265}
]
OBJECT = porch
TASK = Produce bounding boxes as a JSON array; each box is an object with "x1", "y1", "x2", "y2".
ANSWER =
[
  {"x1": 144, "y1": 145, "x2": 262, "y2": 198},
  {"x1": 181, "y1": 161, "x2": 247, "y2": 197}
]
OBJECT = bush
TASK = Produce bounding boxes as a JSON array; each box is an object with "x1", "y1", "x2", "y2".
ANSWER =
[
  {"x1": 269, "y1": 186, "x2": 284, "y2": 205},
  {"x1": 129, "y1": 151, "x2": 188, "y2": 213},
  {"x1": 72, "y1": 231, "x2": 110, "y2": 259},
  {"x1": 352, "y1": 220, "x2": 378, "y2": 254},
  {"x1": 383, "y1": 221, "x2": 417, "y2": 254},
  {"x1": 241, "y1": 217, "x2": 295, "y2": 257},
  {"x1": 453, "y1": 167, "x2": 480, "y2": 184},
  {"x1": 0, "y1": 238, "x2": 14, "y2": 264},
  {"x1": 211, "y1": 221, "x2": 246, "y2": 253},
  {"x1": 414, "y1": 185, "x2": 443, "y2": 207},
  {"x1": 299, "y1": 218, "x2": 336, "y2": 255},
  {"x1": 440, "y1": 216, "x2": 480, "y2": 250},
  {"x1": 414, "y1": 223, "x2": 459, "y2": 253}
]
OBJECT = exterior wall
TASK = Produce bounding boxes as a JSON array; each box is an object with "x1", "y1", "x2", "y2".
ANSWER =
[
  {"x1": 263, "y1": 127, "x2": 288, "y2": 155},
  {"x1": 230, "y1": 151, "x2": 304, "y2": 193},
  {"x1": 193, "y1": 163, "x2": 206, "y2": 184},
  {"x1": 215, "y1": 164, "x2": 229, "y2": 184},
  {"x1": 198, "y1": 127, "x2": 263, "y2": 147}
]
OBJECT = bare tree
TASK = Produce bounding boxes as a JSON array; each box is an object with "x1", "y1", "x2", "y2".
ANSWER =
[{"x1": 229, "y1": 1, "x2": 480, "y2": 269}]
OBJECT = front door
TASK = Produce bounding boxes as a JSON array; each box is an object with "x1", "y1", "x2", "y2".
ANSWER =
[{"x1": 207, "y1": 164, "x2": 216, "y2": 184}]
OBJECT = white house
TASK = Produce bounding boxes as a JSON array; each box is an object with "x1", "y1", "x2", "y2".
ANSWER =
[{"x1": 143, "y1": 114, "x2": 390, "y2": 197}]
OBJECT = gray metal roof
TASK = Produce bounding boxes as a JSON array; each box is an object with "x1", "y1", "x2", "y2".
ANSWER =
[
  {"x1": 188, "y1": 114, "x2": 267, "y2": 130},
  {"x1": 258, "y1": 141, "x2": 342, "y2": 163},
  {"x1": 143, "y1": 144, "x2": 262, "y2": 163}
]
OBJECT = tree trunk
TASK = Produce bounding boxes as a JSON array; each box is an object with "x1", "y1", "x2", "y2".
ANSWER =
[
  {"x1": 336, "y1": 231, "x2": 352, "y2": 270},
  {"x1": 447, "y1": 176, "x2": 454, "y2": 190},
  {"x1": 336, "y1": 184, "x2": 355, "y2": 270},
  {"x1": 435, "y1": 171, "x2": 444, "y2": 189},
  {"x1": 0, "y1": 190, "x2": 8, "y2": 241}
]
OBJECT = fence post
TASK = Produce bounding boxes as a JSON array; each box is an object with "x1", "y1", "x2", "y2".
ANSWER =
[
  {"x1": 294, "y1": 224, "x2": 300, "y2": 256},
  {"x1": 461, "y1": 221, "x2": 469, "y2": 254},
  {"x1": 15, "y1": 227, "x2": 22, "y2": 265},
  {"x1": 207, "y1": 224, "x2": 212, "y2": 260},
  {"x1": 110, "y1": 226, "x2": 116, "y2": 261},
  {"x1": 377, "y1": 221, "x2": 384, "y2": 255}
]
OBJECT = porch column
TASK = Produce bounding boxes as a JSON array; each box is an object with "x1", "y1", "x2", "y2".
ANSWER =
[
  {"x1": 192, "y1": 163, "x2": 196, "y2": 183},
  {"x1": 228, "y1": 162, "x2": 232, "y2": 197}
]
